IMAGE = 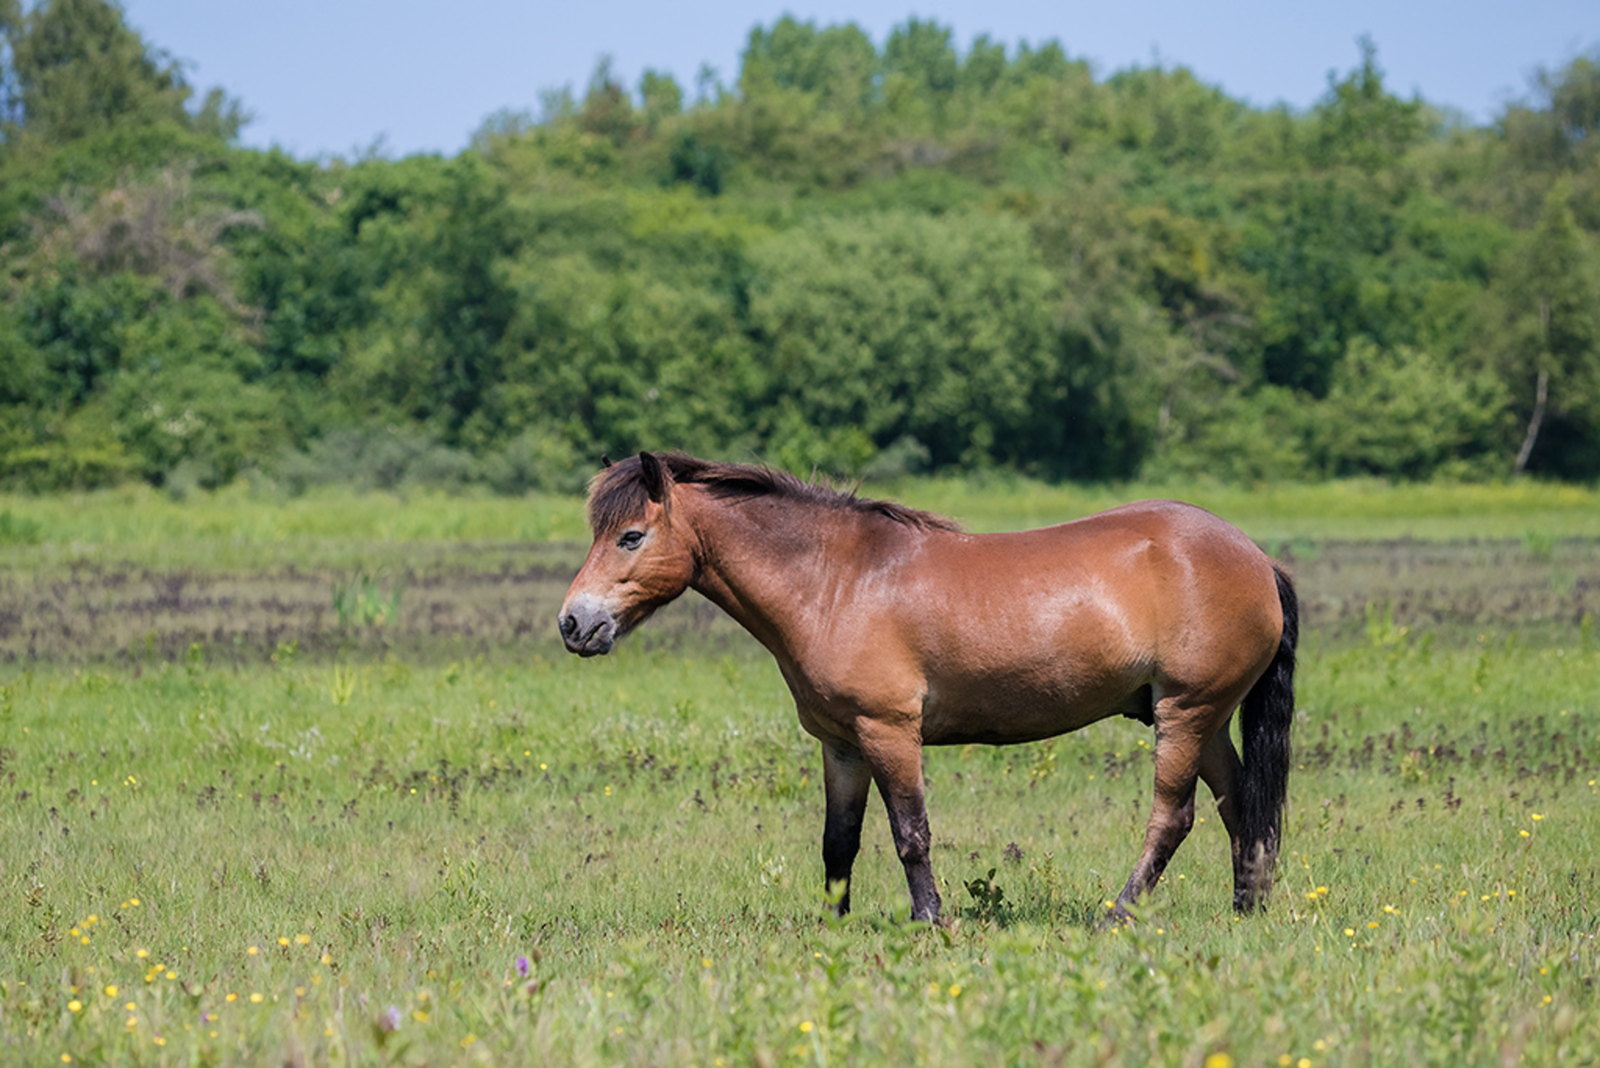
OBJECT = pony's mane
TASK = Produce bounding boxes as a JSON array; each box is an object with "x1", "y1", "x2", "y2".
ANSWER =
[{"x1": 586, "y1": 452, "x2": 961, "y2": 534}]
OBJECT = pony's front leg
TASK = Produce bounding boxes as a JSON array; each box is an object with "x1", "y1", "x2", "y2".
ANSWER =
[
  {"x1": 858, "y1": 722, "x2": 942, "y2": 924},
  {"x1": 821, "y1": 741, "x2": 872, "y2": 916}
]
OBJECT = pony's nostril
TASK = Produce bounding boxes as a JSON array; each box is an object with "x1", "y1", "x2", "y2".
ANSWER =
[{"x1": 558, "y1": 614, "x2": 579, "y2": 639}]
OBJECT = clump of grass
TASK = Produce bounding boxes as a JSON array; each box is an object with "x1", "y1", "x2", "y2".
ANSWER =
[
  {"x1": 1522, "y1": 530, "x2": 1558, "y2": 562},
  {"x1": 331, "y1": 569, "x2": 406, "y2": 628},
  {"x1": 0, "y1": 509, "x2": 43, "y2": 545}
]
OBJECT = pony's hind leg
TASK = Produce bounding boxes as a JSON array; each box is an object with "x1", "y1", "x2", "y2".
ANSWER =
[
  {"x1": 1111, "y1": 706, "x2": 1208, "y2": 919},
  {"x1": 1196, "y1": 725, "x2": 1259, "y2": 913},
  {"x1": 821, "y1": 741, "x2": 873, "y2": 916}
]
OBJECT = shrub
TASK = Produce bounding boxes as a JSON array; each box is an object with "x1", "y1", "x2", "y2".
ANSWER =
[
  {"x1": 1314, "y1": 340, "x2": 1509, "y2": 480},
  {"x1": 275, "y1": 426, "x2": 479, "y2": 496},
  {"x1": 480, "y1": 428, "x2": 590, "y2": 495}
]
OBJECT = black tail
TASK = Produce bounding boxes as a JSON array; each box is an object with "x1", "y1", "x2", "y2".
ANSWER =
[{"x1": 1237, "y1": 565, "x2": 1297, "y2": 907}]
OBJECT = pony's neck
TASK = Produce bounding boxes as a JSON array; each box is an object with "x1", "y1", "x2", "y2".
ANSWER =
[{"x1": 681, "y1": 486, "x2": 868, "y2": 661}]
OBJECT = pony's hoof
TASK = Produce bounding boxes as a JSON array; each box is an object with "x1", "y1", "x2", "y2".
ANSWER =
[{"x1": 1096, "y1": 901, "x2": 1137, "y2": 930}]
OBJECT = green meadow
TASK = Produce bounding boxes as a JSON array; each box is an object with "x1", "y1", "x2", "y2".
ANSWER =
[
  {"x1": 7, "y1": 477, "x2": 1600, "y2": 554},
  {"x1": 2, "y1": 480, "x2": 1599, "y2": 1066}
]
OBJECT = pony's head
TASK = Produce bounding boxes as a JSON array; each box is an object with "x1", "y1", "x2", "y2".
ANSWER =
[{"x1": 558, "y1": 452, "x2": 697, "y2": 656}]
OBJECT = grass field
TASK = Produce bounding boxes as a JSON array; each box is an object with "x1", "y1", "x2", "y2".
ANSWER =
[
  {"x1": 5, "y1": 476, "x2": 1600, "y2": 560},
  {"x1": 2, "y1": 480, "x2": 1599, "y2": 1065}
]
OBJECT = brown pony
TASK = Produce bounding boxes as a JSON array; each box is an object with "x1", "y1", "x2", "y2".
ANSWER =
[{"x1": 559, "y1": 452, "x2": 1297, "y2": 923}]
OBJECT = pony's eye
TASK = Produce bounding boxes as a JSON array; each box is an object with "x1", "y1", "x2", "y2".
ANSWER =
[{"x1": 618, "y1": 530, "x2": 645, "y2": 550}]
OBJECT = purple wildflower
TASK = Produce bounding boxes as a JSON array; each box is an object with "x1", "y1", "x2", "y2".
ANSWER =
[
  {"x1": 380, "y1": 1006, "x2": 402, "y2": 1033},
  {"x1": 515, "y1": 955, "x2": 531, "y2": 978}
]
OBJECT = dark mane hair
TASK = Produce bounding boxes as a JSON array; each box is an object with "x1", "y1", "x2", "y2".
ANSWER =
[{"x1": 586, "y1": 452, "x2": 960, "y2": 534}]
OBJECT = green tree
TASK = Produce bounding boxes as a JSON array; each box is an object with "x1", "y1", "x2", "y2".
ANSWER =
[
  {"x1": 883, "y1": 18, "x2": 958, "y2": 129},
  {"x1": 471, "y1": 187, "x2": 764, "y2": 466},
  {"x1": 1503, "y1": 49, "x2": 1600, "y2": 173},
  {"x1": 1105, "y1": 65, "x2": 1241, "y2": 167},
  {"x1": 1024, "y1": 179, "x2": 1169, "y2": 479},
  {"x1": 327, "y1": 155, "x2": 519, "y2": 444},
  {"x1": 1308, "y1": 37, "x2": 1424, "y2": 173},
  {"x1": 638, "y1": 69, "x2": 682, "y2": 131},
  {"x1": 1499, "y1": 49, "x2": 1600, "y2": 229},
  {"x1": 1315, "y1": 339, "x2": 1507, "y2": 479},
  {"x1": 746, "y1": 210, "x2": 1060, "y2": 472},
  {"x1": 728, "y1": 18, "x2": 878, "y2": 186},
  {"x1": 0, "y1": 0, "x2": 208, "y2": 144},
  {"x1": 0, "y1": 162, "x2": 277, "y2": 488},
  {"x1": 579, "y1": 55, "x2": 635, "y2": 146},
  {"x1": 957, "y1": 34, "x2": 1007, "y2": 98},
  {"x1": 976, "y1": 41, "x2": 1102, "y2": 154},
  {"x1": 739, "y1": 16, "x2": 877, "y2": 115},
  {"x1": 1241, "y1": 174, "x2": 1398, "y2": 396},
  {"x1": 1480, "y1": 183, "x2": 1600, "y2": 475}
]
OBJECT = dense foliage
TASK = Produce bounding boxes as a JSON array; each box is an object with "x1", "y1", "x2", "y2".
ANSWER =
[{"x1": 2, "y1": 3, "x2": 1598, "y2": 491}]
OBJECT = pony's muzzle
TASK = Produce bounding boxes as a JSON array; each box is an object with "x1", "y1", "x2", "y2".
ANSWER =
[{"x1": 558, "y1": 598, "x2": 616, "y2": 657}]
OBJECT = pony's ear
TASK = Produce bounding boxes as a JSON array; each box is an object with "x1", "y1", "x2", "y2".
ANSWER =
[
  {"x1": 639, "y1": 451, "x2": 671, "y2": 506},
  {"x1": 600, "y1": 454, "x2": 613, "y2": 468}
]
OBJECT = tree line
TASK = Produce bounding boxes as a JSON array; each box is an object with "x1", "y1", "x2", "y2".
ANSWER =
[{"x1": 2, "y1": 1, "x2": 1598, "y2": 493}]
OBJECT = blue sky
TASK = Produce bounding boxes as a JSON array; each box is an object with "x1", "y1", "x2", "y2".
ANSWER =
[{"x1": 121, "y1": 0, "x2": 1599, "y2": 160}]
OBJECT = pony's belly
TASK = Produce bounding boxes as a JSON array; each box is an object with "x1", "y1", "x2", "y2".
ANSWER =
[{"x1": 918, "y1": 675, "x2": 1138, "y2": 746}]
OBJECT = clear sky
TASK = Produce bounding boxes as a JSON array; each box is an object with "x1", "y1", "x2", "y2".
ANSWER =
[{"x1": 120, "y1": 1, "x2": 1599, "y2": 160}]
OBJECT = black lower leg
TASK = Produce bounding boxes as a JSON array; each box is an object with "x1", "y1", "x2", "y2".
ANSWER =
[
  {"x1": 821, "y1": 743, "x2": 871, "y2": 916},
  {"x1": 883, "y1": 789, "x2": 941, "y2": 923},
  {"x1": 823, "y1": 803, "x2": 865, "y2": 914}
]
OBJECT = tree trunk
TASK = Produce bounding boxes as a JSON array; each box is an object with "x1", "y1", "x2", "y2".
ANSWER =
[{"x1": 1513, "y1": 367, "x2": 1549, "y2": 477}]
